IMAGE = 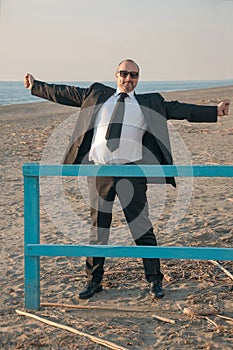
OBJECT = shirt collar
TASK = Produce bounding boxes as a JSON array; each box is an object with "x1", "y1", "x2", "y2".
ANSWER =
[{"x1": 115, "y1": 88, "x2": 135, "y2": 99}]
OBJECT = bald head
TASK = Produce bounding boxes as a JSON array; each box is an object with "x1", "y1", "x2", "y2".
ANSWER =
[
  {"x1": 115, "y1": 59, "x2": 140, "y2": 93},
  {"x1": 116, "y1": 59, "x2": 140, "y2": 74}
]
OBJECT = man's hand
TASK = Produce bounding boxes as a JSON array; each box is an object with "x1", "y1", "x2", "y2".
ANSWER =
[
  {"x1": 24, "y1": 73, "x2": 35, "y2": 90},
  {"x1": 217, "y1": 99, "x2": 230, "y2": 116}
]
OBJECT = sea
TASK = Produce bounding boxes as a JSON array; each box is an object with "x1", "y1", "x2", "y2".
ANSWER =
[{"x1": 0, "y1": 80, "x2": 233, "y2": 106}]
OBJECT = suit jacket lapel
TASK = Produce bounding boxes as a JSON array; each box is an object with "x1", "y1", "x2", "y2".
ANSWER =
[
  {"x1": 63, "y1": 86, "x2": 115, "y2": 164},
  {"x1": 88, "y1": 87, "x2": 116, "y2": 128}
]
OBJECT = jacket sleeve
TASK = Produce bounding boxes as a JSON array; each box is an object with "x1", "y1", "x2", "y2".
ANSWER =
[
  {"x1": 162, "y1": 98, "x2": 218, "y2": 123},
  {"x1": 31, "y1": 80, "x2": 90, "y2": 107}
]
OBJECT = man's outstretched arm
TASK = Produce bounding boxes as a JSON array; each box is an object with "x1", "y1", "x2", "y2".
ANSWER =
[
  {"x1": 162, "y1": 96, "x2": 230, "y2": 122},
  {"x1": 24, "y1": 73, "x2": 89, "y2": 107}
]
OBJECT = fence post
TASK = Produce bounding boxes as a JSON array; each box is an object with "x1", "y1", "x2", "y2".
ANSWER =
[{"x1": 24, "y1": 174, "x2": 40, "y2": 310}]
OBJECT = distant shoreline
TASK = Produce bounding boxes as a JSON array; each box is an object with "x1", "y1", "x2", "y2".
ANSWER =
[
  {"x1": 1, "y1": 80, "x2": 233, "y2": 106},
  {"x1": 1, "y1": 84, "x2": 232, "y2": 126},
  {"x1": 1, "y1": 84, "x2": 233, "y2": 110}
]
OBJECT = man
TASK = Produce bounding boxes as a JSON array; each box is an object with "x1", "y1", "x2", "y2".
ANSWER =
[{"x1": 24, "y1": 59, "x2": 230, "y2": 299}]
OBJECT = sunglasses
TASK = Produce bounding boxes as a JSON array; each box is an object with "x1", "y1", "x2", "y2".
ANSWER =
[{"x1": 118, "y1": 70, "x2": 139, "y2": 79}]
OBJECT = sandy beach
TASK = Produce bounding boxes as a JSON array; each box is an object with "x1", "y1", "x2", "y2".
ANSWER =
[{"x1": 0, "y1": 86, "x2": 233, "y2": 349}]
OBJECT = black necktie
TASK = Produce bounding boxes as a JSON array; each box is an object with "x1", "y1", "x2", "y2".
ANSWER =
[{"x1": 105, "y1": 92, "x2": 128, "y2": 152}]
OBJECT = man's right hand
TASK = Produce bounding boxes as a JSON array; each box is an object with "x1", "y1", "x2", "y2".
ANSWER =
[{"x1": 24, "y1": 73, "x2": 35, "y2": 90}]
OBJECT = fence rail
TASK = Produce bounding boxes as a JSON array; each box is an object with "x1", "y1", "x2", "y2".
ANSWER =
[{"x1": 23, "y1": 163, "x2": 233, "y2": 310}]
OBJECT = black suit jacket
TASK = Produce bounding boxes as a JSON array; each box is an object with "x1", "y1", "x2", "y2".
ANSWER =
[{"x1": 32, "y1": 81, "x2": 217, "y2": 186}]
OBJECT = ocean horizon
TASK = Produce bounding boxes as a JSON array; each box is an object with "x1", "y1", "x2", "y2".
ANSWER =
[{"x1": 0, "y1": 79, "x2": 233, "y2": 106}]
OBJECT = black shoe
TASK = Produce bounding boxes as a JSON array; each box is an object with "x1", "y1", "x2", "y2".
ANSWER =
[
  {"x1": 79, "y1": 281, "x2": 103, "y2": 299},
  {"x1": 150, "y1": 281, "x2": 165, "y2": 299}
]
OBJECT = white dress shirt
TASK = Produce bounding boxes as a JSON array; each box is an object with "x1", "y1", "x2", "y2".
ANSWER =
[{"x1": 89, "y1": 89, "x2": 147, "y2": 164}]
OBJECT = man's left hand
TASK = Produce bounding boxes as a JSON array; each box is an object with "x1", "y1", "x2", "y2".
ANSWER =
[{"x1": 217, "y1": 100, "x2": 230, "y2": 116}]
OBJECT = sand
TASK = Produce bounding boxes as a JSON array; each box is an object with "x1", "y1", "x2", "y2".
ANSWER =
[{"x1": 0, "y1": 86, "x2": 233, "y2": 349}]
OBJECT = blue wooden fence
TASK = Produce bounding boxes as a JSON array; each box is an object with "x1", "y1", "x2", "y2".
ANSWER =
[{"x1": 23, "y1": 164, "x2": 233, "y2": 310}]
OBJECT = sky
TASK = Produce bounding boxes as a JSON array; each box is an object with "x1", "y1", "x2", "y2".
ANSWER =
[{"x1": 0, "y1": 0, "x2": 233, "y2": 82}]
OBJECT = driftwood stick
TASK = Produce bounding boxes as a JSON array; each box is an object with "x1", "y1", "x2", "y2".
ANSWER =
[
  {"x1": 209, "y1": 260, "x2": 233, "y2": 281},
  {"x1": 41, "y1": 302, "x2": 152, "y2": 313},
  {"x1": 176, "y1": 304, "x2": 217, "y2": 317},
  {"x1": 204, "y1": 316, "x2": 220, "y2": 329},
  {"x1": 152, "y1": 314, "x2": 175, "y2": 324},
  {"x1": 217, "y1": 314, "x2": 233, "y2": 322},
  {"x1": 16, "y1": 310, "x2": 129, "y2": 350},
  {"x1": 176, "y1": 303, "x2": 183, "y2": 312}
]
